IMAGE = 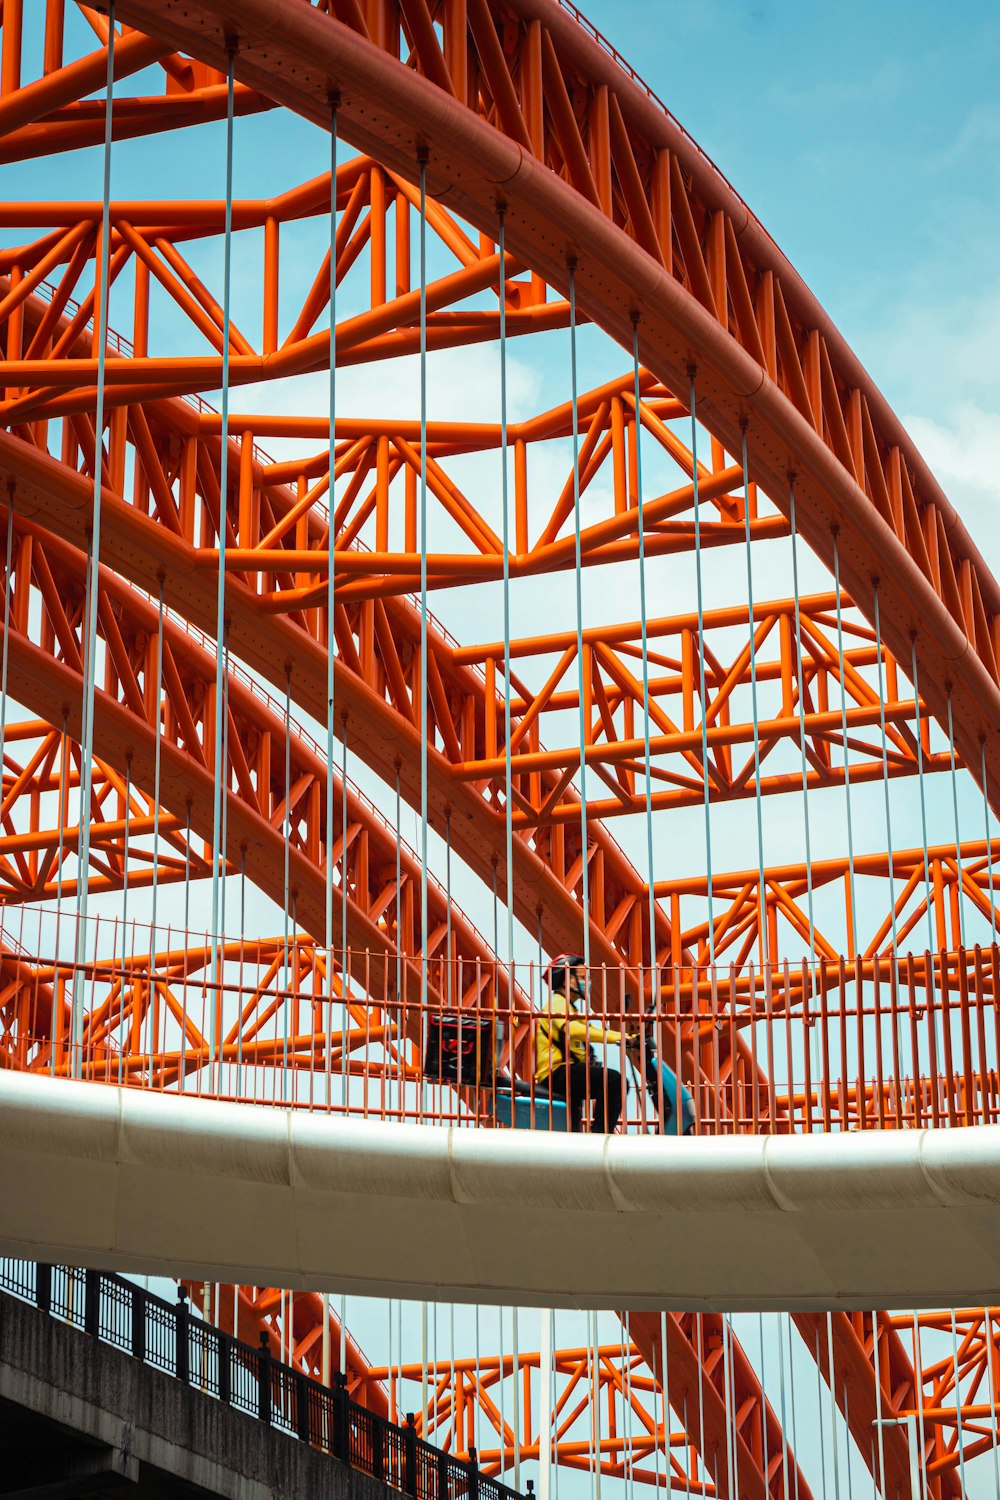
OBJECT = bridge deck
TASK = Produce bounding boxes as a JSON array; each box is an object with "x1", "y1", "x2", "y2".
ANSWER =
[{"x1": 2, "y1": 1073, "x2": 999, "y2": 1312}]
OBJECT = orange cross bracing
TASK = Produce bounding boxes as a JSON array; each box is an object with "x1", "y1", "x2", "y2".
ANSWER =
[{"x1": 0, "y1": 3, "x2": 996, "y2": 1498}]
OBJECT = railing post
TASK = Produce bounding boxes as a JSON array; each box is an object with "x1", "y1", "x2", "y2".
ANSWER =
[
  {"x1": 371, "y1": 1413, "x2": 385, "y2": 1482},
  {"x1": 218, "y1": 1330, "x2": 231, "y2": 1406},
  {"x1": 332, "y1": 1370, "x2": 349, "y2": 1461},
  {"x1": 35, "y1": 1263, "x2": 51, "y2": 1315},
  {"x1": 258, "y1": 1331, "x2": 272, "y2": 1426},
  {"x1": 175, "y1": 1286, "x2": 189, "y2": 1385},
  {"x1": 437, "y1": 1448, "x2": 449, "y2": 1500},
  {"x1": 297, "y1": 1371, "x2": 311, "y2": 1443},
  {"x1": 404, "y1": 1412, "x2": 418, "y2": 1499},
  {"x1": 84, "y1": 1267, "x2": 100, "y2": 1338},
  {"x1": 131, "y1": 1284, "x2": 146, "y2": 1364},
  {"x1": 468, "y1": 1444, "x2": 480, "y2": 1500}
]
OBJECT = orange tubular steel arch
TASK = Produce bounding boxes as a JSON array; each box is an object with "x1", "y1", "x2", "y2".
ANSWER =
[
  {"x1": 0, "y1": 8, "x2": 985, "y2": 1500},
  {"x1": 111, "y1": 0, "x2": 1000, "y2": 828}
]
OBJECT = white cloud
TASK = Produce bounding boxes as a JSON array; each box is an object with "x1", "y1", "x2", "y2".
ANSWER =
[{"x1": 905, "y1": 403, "x2": 1000, "y2": 578}]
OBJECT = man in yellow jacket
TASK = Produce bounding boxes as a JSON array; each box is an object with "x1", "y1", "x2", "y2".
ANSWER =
[{"x1": 535, "y1": 954, "x2": 625, "y2": 1133}]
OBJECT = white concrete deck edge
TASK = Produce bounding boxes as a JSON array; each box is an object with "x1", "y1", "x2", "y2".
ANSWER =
[{"x1": 3, "y1": 1072, "x2": 1000, "y2": 1310}]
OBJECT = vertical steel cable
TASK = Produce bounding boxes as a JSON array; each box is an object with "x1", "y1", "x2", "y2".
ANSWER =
[
  {"x1": 909, "y1": 644, "x2": 937, "y2": 950},
  {"x1": 0, "y1": 504, "x2": 14, "y2": 863},
  {"x1": 825, "y1": 1312, "x2": 842, "y2": 1500},
  {"x1": 682, "y1": 1393, "x2": 691, "y2": 1500},
  {"x1": 591, "y1": 1311, "x2": 602, "y2": 1500},
  {"x1": 150, "y1": 579, "x2": 165, "y2": 939},
  {"x1": 871, "y1": 1313, "x2": 887, "y2": 1500},
  {"x1": 418, "y1": 151, "x2": 430, "y2": 1061},
  {"x1": 776, "y1": 1312, "x2": 792, "y2": 1500},
  {"x1": 72, "y1": 6, "x2": 116, "y2": 1075},
  {"x1": 631, "y1": 325, "x2": 658, "y2": 1009},
  {"x1": 980, "y1": 745, "x2": 997, "y2": 940},
  {"x1": 949, "y1": 1309, "x2": 970, "y2": 1498},
  {"x1": 511, "y1": 1306, "x2": 521, "y2": 1488},
  {"x1": 984, "y1": 1306, "x2": 1000, "y2": 1498},
  {"x1": 721, "y1": 1316, "x2": 736, "y2": 1500},
  {"x1": 567, "y1": 267, "x2": 591, "y2": 969},
  {"x1": 831, "y1": 536, "x2": 859, "y2": 957},
  {"x1": 910, "y1": 644, "x2": 943, "y2": 1120},
  {"x1": 740, "y1": 432, "x2": 768, "y2": 968},
  {"x1": 789, "y1": 484, "x2": 816, "y2": 963},
  {"x1": 282, "y1": 668, "x2": 292, "y2": 1095},
  {"x1": 235, "y1": 845, "x2": 245, "y2": 1099},
  {"x1": 179, "y1": 799, "x2": 191, "y2": 1087},
  {"x1": 912, "y1": 1317, "x2": 928, "y2": 1500},
  {"x1": 395, "y1": 766, "x2": 403, "y2": 1114},
  {"x1": 146, "y1": 581, "x2": 165, "y2": 1080},
  {"x1": 814, "y1": 1328, "x2": 827, "y2": 1492},
  {"x1": 689, "y1": 378, "x2": 715, "y2": 974},
  {"x1": 756, "y1": 1314, "x2": 770, "y2": 1500},
  {"x1": 659, "y1": 1310, "x2": 670, "y2": 1498},
  {"x1": 498, "y1": 214, "x2": 516, "y2": 974},
  {"x1": 623, "y1": 1313, "x2": 634, "y2": 1500},
  {"x1": 119, "y1": 757, "x2": 131, "y2": 1086},
  {"x1": 326, "y1": 100, "x2": 339, "y2": 1106},
  {"x1": 694, "y1": 1316, "x2": 707, "y2": 1500},
  {"x1": 445, "y1": 810, "x2": 453, "y2": 1005},
  {"x1": 208, "y1": 43, "x2": 236, "y2": 1089},
  {"x1": 871, "y1": 585, "x2": 905, "y2": 1094},
  {"x1": 421, "y1": 1299, "x2": 429, "y2": 1443},
  {"x1": 341, "y1": 726, "x2": 349, "y2": 1104},
  {"x1": 52, "y1": 712, "x2": 69, "y2": 1077},
  {"x1": 786, "y1": 1315, "x2": 801, "y2": 1500},
  {"x1": 843, "y1": 1382, "x2": 853, "y2": 1500},
  {"x1": 945, "y1": 696, "x2": 967, "y2": 945}
]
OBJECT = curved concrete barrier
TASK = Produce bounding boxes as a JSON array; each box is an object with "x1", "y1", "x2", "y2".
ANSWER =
[{"x1": 2, "y1": 1071, "x2": 1000, "y2": 1310}]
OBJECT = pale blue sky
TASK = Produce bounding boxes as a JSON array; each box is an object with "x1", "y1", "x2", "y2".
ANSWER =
[{"x1": 582, "y1": 0, "x2": 1000, "y2": 557}]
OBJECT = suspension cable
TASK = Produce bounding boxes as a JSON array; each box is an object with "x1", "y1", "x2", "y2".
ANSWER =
[
  {"x1": 326, "y1": 97, "x2": 339, "y2": 1114},
  {"x1": 909, "y1": 642, "x2": 937, "y2": 951},
  {"x1": 980, "y1": 743, "x2": 997, "y2": 940},
  {"x1": 631, "y1": 323, "x2": 658, "y2": 1010},
  {"x1": 871, "y1": 1312, "x2": 887, "y2": 1500},
  {"x1": 789, "y1": 482, "x2": 817, "y2": 965},
  {"x1": 831, "y1": 534, "x2": 859, "y2": 957},
  {"x1": 51, "y1": 711, "x2": 69, "y2": 1076},
  {"x1": 945, "y1": 694, "x2": 967, "y2": 945},
  {"x1": 282, "y1": 666, "x2": 292, "y2": 1096},
  {"x1": 498, "y1": 212, "x2": 516, "y2": 975},
  {"x1": 689, "y1": 377, "x2": 715, "y2": 975},
  {"x1": 119, "y1": 755, "x2": 131, "y2": 1086},
  {"x1": 208, "y1": 40, "x2": 237, "y2": 1091},
  {"x1": 740, "y1": 430, "x2": 768, "y2": 973},
  {"x1": 146, "y1": 579, "x2": 165, "y2": 1081},
  {"x1": 568, "y1": 265, "x2": 591, "y2": 969},
  {"x1": 949, "y1": 1308, "x2": 970, "y2": 1497},
  {"x1": 871, "y1": 587, "x2": 899, "y2": 957},
  {"x1": 0, "y1": 496, "x2": 14, "y2": 860},
  {"x1": 418, "y1": 149, "x2": 430, "y2": 1063},
  {"x1": 73, "y1": 5, "x2": 117, "y2": 1075}
]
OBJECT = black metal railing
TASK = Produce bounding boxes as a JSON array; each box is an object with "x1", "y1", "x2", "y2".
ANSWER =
[{"x1": 0, "y1": 1260, "x2": 524, "y2": 1500}]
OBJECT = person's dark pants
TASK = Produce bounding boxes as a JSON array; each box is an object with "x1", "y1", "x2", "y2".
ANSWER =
[{"x1": 548, "y1": 1060, "x2": 623, "y2": 1133}]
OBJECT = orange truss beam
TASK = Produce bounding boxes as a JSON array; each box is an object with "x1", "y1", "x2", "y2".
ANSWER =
[
  {"x1": 0, "y1": 515, "x2": 514, "y2": 1018},
  {"x1": 656, "y1": 838, "x2": 1000, "y2": 968},
  {"x1": 106, "y1": 0, "x2": 1000, "y2": 848}
]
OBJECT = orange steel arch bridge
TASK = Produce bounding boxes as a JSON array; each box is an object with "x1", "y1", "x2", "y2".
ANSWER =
[{"x1": 0, "y1": 4, "x2": 998, "y2": 1499}]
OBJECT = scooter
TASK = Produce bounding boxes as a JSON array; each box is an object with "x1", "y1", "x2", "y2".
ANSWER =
[{"x1": 628, "y1": 1030, "x2": 696, "y2": 1136}]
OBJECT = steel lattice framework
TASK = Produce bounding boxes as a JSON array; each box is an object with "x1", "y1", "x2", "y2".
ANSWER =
[{"x1": 0, "y1": 4, "x2": 997, "y2": 1499}]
